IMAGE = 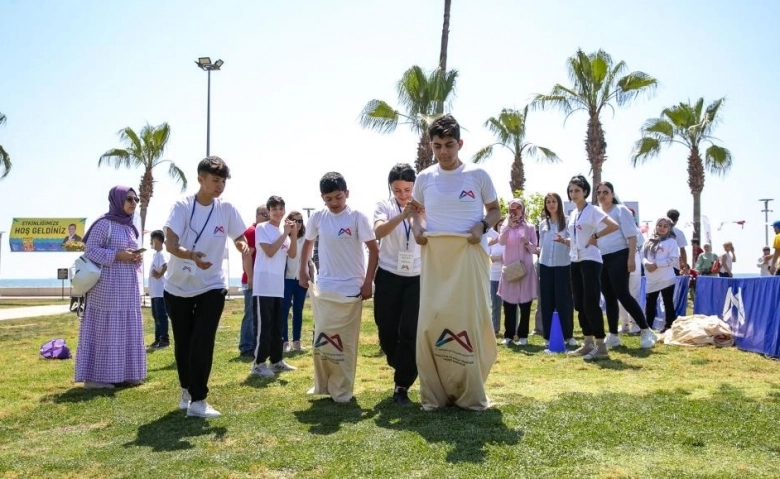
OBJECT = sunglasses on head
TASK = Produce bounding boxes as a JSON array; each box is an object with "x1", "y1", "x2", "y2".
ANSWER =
[{"x1": 125, "y1": 197, "x2": 140, "y2": 203}]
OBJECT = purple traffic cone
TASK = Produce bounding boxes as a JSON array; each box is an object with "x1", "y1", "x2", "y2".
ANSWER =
[{"x1": 548, "y1": 311, "x2": 566, "y2": 353}]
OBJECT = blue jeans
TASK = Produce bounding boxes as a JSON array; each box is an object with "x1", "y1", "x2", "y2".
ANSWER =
[
  {"x1": 281, "y1": 278, "x2": 307, "y2": 342},
  {"x1": 151, "y1": 297, "x2": 169, "y2": 341},
  {"x1": 490, "y1": 280, "x2": 501, "y2": 334},
  {"x1": 238, "y1": 286, "x2": 256, "y2": 354}
]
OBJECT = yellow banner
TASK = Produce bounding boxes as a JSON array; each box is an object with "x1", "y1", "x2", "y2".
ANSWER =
[{"x1": 9, "y1": 218, "x2": 87, "y2": 252}]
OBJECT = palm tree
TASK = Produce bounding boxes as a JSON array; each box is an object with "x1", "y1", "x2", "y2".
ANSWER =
[
  {"x1": 98, "y1": 122, "x2": 187, "y2": 237},
  {"x1": 436, "y1": 0, "x2": 452, "y2": 115},
  {"x1": 0, "y1": 112, "x2": 10, "y2": 179},
  {"x1": 472, "y1": 106, "x2": 560, "y2": 193},
  {"x1": 360, "y1": 65, "x2": 458, "y2": 172},
  {"x1": 631, "y1": 97, "x2": 732, "y2": 242},
  {"x1": 531, "y1": 49, "x2": 657, "y2": 200}
]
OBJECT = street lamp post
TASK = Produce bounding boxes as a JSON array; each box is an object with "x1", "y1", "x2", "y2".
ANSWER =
[
  {"x1": 759, "y1": 198, "x2": 774, "y2": 246},
  {"x1": 194, "y1": 57, "x2": 224, "y2": 157}
]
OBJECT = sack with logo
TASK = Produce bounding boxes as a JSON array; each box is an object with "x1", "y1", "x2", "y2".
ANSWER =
[
  {"x1": 502, "y1": 261, "x2": 526, "y2": 282},
  {"x1": 40, "y1": 338, "x2": 72, "y2": 359},
  {"x1": 71, "y1": 221, "x2": 112, "y2": 295},
  {"x1": 710, "y1": 258, "x2": 721, "y2": 275}
]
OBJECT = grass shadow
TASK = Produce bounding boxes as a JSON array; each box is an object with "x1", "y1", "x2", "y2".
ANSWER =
[
  {"x1": 294, "y1": 397, "x2": 377, "y2": 435},
  {"x1": 149, "y1": 361, "x2": 177, "y2": 372},
  {"x1": 585, "y1": 358, "x2": 643, "y2": 371},
  {"x1": 242, "y1": 375, "x2": 289, "y2": 389},
  {"x1": 124, "y1": 410, "x2": 227, "y2": 451},
  {"x1": 373, "y1": 397, "x2": 524, "y2": 463},
  {"x1": 229, "y1": 354, "x2": 255, "y2": 363},
  {"x1": 49, "y1": 387, "x2": 116, "y2": 403}
]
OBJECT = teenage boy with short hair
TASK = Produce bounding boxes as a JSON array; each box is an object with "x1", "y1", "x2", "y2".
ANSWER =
[
  {"x1": 249, "y1": 195, "x2": 299, "y2": 377},
  {"x1": 164, "y1": 156, "x2": 249, "y2": 418},
  {"x1": 298, "y1": 172, "x2": 379, "y2": 403},
  {"x1": 149, "y1": 229, "x2": 169, "y2": 348},
  {"x1": 238, "y1": 205, "x2": 269, "y2": 357}
]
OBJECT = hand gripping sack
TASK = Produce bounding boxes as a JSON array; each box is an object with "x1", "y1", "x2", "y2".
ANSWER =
[
  {"x1": 71, "y1": 221, "x2": 111, "y2": 295},
  {"x1": 40, "y1": 338, "x2": 72, "y2": 359}
]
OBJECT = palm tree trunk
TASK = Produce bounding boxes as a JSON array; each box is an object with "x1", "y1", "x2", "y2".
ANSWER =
[
  {"x1": 509, "y1": 151, "x2": 525, "y2": 195},
  {"x1": 687, "y1": 147, "x2": 705, "y2": 242},
  {"x1": 586, "y1": 112, "x2": 607, "y2": 202},
  {"x1": 138, "y1": 168, "x2": 154, "y2": 239},
  {"x1": 415, "y1": 131, "x2": 435, "y2": 173},
  {"x1": 436, "y1": 0, "x2": 452, "y2": 116}
]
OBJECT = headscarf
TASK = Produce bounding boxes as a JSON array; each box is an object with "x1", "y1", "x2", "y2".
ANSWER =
[
  {"x1": 82, "y1": 185, "x2": 139, "y2": 243},
  {"x1": 643, "y1": 216, "x2": 676, "y2": 257},
  {"x1": 508, "y1": 198, "x2": 526, "y2": 226}
]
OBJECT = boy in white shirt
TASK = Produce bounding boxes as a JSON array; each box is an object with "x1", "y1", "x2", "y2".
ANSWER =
[
  {"x1": 148, "y1": 230, "x2": 169, "y2": 349},
  {"x1": 298, "y1": 172, "x2": 379, "y2": 403},
  {"x1": 248, "y1": 196, "x2": 299, "y2": 377}
]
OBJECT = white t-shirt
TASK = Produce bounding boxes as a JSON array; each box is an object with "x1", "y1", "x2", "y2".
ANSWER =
[
  {"x1": 285, "y1": 236, "x2": 306, "y2": 280},
  {"x1": 164, "y1": 196, "x2": 246, "y2": 297},
  {"x1": 597, "y1": 204, "x2": 637, "y2": 255},
  {"x1": 373, "y1": 198, "x2": 421, "y2": 276},
  {"x1": 672, "y1": 225, "x2": 688, "y2": 269},
  {"x1": 253, "y1": 222, "x2": 291, "y2": 298},
  {"x1": 305, "y1": 206, "x2": 375, "y2": 296},
  {"x1": 643, "y1": 238, "x2": 679, "y2": 293},
  {"x1": 567, "y1": 204, "x2": 608, "y2": 263},
  {"x1": 487, "y1": 228, "x2": 504, "y2": 281},
  {"x1": 412, "y1": 162, "x2": 498, "y2": 250},
  {"x1": 148, "y1": 250, "x2": 168, "y2": 298}
]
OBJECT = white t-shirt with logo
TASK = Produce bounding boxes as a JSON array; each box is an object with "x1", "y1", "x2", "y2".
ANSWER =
[
  {"x1": 597, "y1": 204, "x2": 637, "y2": 255},
  {"x1": 148, "y1": 250, "x2": 168, "y2": 298},
  {"x1": 567, "y1": 204, "x2": 608, "y2": 263},
  {"x1": 253, "y1": 222, "x2": 291, "y2": 298},
  {"x1": 164, "y1": 196, "x2": 246, "y2": 297},
  {"x1": 373, "y1": 198, "x2": 421, "y2": 277},
  {"x1": 412, "y1": 162, "x2": 498, "y2": 250},
  {"x1": 305, "y1": 206, "x2": 375, "y2": 296}
]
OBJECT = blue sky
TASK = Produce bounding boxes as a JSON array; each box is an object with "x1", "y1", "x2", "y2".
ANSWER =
[{"x1": 1, "y1": 0, "x2": 779, "y2": 278}]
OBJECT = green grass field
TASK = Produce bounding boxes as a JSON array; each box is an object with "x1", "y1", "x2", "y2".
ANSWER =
[{"x1": 0, "y1": 298, "x2": 778, "y2": 478}]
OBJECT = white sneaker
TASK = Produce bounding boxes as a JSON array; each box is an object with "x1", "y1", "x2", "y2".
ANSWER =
[
  {"x1": 514, "y1": 338, "x2": 528, "y2": 346},
  {"x1": 618, "y1": 323, "x2": 630, "y2": 334},
  {"x1": 629, "y1": 323, "x2": 641, "y2": 335},
  {"x1": 186, "y1": 400, "x2": 221, "y2": 418},
  {"x1": 292, "y1": 340, "x2": 304, "y2": 351},
  {"x1": 83, "y1": 381, "x2": 115, "y2": 389},
  {"x1": 178, "y1": 388, "x2": 191, "y2": 410},
  {"x1": 639, "y1": 329, "x2": 657, "y2": 349},
  {"x1": 604, "y1": 333, "x2": 622, "y2": 348},
  {"x1": 566, "y1": 337, "x2": 579, "y2": 347},
  {"x1": 283, "y1": 341, "x2": 291, "y2": 352},
  {"x1": 499, "y1": 338, "x2": 512, "y2": 346},
  {"x1": 270, "y1": 360, "x2": 297, "y2": 373},
  {"x1": 250, "y1": 362, "x2": 275, "y2": 378}
]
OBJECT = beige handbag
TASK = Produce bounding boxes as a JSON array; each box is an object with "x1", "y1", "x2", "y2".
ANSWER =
[{"x1": 502, "y1": 261, "x2": 526, "y2": 282}]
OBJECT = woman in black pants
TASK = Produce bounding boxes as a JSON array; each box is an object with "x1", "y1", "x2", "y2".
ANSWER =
[
  {"x1": 595, "y1": 182, "x2": 656, "y2": 349},
  {"x1": 563, "y1": 176, "x2": 618, "y2": 361}
]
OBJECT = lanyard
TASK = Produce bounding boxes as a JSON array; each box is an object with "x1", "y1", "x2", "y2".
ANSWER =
[
  {"x1": 396, "y1": 200, "x2": 411, "y2": 250},
  {"x1": 572, "y1": 204, "x2": 588, "y2": 244},
  {"x1": 189, "y1": 198, "x2": 216, "y2": 250}
]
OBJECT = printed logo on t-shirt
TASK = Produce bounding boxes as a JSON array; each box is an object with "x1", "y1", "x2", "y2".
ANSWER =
[
  {"x1": 314, "y1": 332, "x2": 344, "y2": 351},
  {"x1": 213, "y1": 225, "x2": 225, "y2": 235},
  {"x1": 337, "y1": 227, "x2": 353, "y2": 237},
  {"x1": 459, "y1": 190, "x2": 476, "y2": 201}
]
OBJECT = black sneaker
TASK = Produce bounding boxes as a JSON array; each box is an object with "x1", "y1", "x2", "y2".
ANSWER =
[
  {"x1": 393, "y1": 388, "x2": 411, "y2": 406},
  {"x1": 157, "y1": 339, "x2": 170, "y2": 348}
]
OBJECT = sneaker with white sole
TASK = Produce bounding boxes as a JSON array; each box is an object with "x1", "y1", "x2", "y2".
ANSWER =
[
  {"x1": 179, "y1": 388, "x2": 191, "y2": 410},
  {"x1": 270, "y1": 360, "x2": 297, "y2": 373},
  {"x1": 514, "y1": 338, "x2": 528, "y2": 346},
  {"x1": 250, "y1": 362, "x2": 275, "y2": 378},
  {"x1": 282, "y1": 341, "x2": 290, "y2": 352},
  {"x1": 568, "y1": 343, "x2": 595, "y2": 357},
  {"x1": 566, "y1": 337, "x2": 579, "y2": 347},
  {"x1": 187, "y1": 400, "x2": 221, "y2": 418},
  {"x1": 292, "y1": 340, "x2": 304, "y2": 351},
  {"x1": 583, "y1": 343, "x2": 610, "y2": 361},
  {"x1": 499, "y1": 338, "x2": 512, "y2": 346},
  {"x1": 84, "y1": 381, "x2": 115, "y2": 389},
  {"x1": 604, "y1": 333, "x2": 622, "y2": 348},
  {"x1": 639, "y1": 329, "x2": 657, "y2": 349}
]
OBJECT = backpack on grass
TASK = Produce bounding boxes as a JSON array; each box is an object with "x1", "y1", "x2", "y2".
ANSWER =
[{"x1": 40, "y1": 338, "x2": 72, "y2": 360}]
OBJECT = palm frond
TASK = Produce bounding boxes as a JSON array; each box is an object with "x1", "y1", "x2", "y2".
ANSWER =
[
  {"x1": 531, "y1": 145, "x2": 561, "y2": 163},
  {"x1": 167, "y1": 162, "x2": 188, "y2": 192},
  {"x1": 117, "y1": 127, "x2": 144, "y2": 157},
  {"x1": 98, "y1": 148, "x2": 135, "y2": 169},
  {"x1": 641, "y1": 118, "x2": 674, "y2": 139},
  {"x1": 149, "y1": 123, "x2": 171, "y2": 166},
  {"x1": 0, "y1": 144, "x2": 10, "y2": 179},
  {"x1": 704, "y1": 144, "x2": 732, "y2": 176},
  {"x1": 484, "y1": 116, "x2": 512, "y2": 145},
  {"x1": 472, "y1": 145, "x2": 496, "y2": 164},
  {"x1": 615, "y1": 72, "x2": 658, "y2": 106},
  {"x1": 0, "y1": 112, "x2": 6, "y2": 126},
  {"x1": 630, "y1": 137, "x2": 662, "y2": 165},
  {"x1": 359, "y1": 100, "x2": 400, "y2": 133},
  {"x1": 397, "y1": 66, "x2": 430, "y2": 115}
]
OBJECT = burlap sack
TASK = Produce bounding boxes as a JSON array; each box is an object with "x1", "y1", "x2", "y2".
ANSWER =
[
  {"x1": 307, "y1": 283, "x2": 363, "y2": 403},
  {"x1": 416, "y1": 233, "x2": 497, "y2": 411}
]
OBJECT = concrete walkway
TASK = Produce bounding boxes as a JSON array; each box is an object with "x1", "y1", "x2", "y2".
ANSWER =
[{"x1": 0, "y1": 305, "x2": 72, "y2": 321}]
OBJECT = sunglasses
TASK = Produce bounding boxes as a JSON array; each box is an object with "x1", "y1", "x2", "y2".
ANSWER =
[
  {"x1": 125, "y1": 197, "x2": 140, "y2": 203},
  {"x1": 257, "y1": 212, "x2": 269, "y2": 218},
  {"x1": 292, "y1": 219, "x2": 303, "y2": 224},
  {"x1": 596, "y1": 190, "x2": 611, "y2": 196}
]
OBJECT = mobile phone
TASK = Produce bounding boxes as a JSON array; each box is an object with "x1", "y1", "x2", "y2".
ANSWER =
[{"x1": 133, "y1": 248, "x2": 147, "y2": 254}]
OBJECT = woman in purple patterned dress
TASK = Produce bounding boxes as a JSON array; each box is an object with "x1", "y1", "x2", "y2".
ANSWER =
[{"x1": 75, "y1": 185, "x2": 146, "y2": 389}]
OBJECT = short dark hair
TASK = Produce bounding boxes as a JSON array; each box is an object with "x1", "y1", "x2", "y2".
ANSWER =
[
  {"x1": 388, "y1": 163, "x2": 416, "y2": 184},
  {"x1": 150, "y1": 230, "x2": 164, "y2": 242},
  {"x1": 692, "y1": 239, "x2": 700, "y2": 245},
  {"x1": 266, "y1": 195, "x2": 285, "y2": 209},
  {"x1": 197, "y1": 156, "x2": 231, "y2": 179},
  {"x1": 567, "y1": 174, "x2": 591, "y2": 200},
  {"x1": 428, "y1": 114, "x2": 461, "y2": 141},
  {"x1": 68, "y1": 223, "x2": 77, "y2": 228},
  {"x1": 666, "y1": 209, "x2": 680, "y2": 223},
  {"x1": 320, "y1": 172, "x2": 347, "y2": 194}
]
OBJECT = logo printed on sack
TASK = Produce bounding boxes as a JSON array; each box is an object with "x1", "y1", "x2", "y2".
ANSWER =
[
  {"x1": 183, "y1": 265, "x2": 192, "y2": 273},
  {"x1": 314, "y1": 333, "x2": 344, "y2": 352},
  {"x1": 459, "y1": 190, "x2": 476, "y2": 200},
  {"x1": 213, "y1": 225, "x2": 225, "y2": 234},
  {"x1": 338, "y1": 227, "x2": 352, "y2": 237},
  {"x1": 435, "y1": 329, "x2": 474, "y2": 352},
  {"x1": 400, "y1": 264, "x2": 410, "y2": 270}
]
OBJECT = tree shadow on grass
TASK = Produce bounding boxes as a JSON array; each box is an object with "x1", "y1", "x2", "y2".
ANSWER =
[
  {"x1": 294, "y1": 397, "x2": 377, "y2": 435},
  {"x1": 585, "y1": 358, "x2": 643, "y2": 371},
  {"x1": 124, "y1": 410, "x2": 227, "y2": 452},
  {"x1": 49, "y1": 387, "x2": 116, "y2": 403},
  {"x1": 149, "y1": 361, "x2": 177, "y2": 372},
  {"x1": 373, "y1": 397, "x2": 524, "y2": 463},
  {"x1": 242, "y1": 375, "x2": 289, "y2": 389}
]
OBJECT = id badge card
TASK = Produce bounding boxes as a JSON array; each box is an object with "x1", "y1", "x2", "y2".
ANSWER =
[
  {"x1": 396, "y1": 251, "x2": 416, "y2": 274},
  {"x1": 569, "y1": 247, "x2": 578, "y2": 262}
]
